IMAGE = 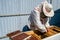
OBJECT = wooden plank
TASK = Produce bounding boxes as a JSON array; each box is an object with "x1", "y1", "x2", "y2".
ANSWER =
[
  {"x1": 50, "y1": 26, "x2": 60, "y2": 33},
  {"x1": 25, "y1": 26, "x2": 60, "y2": 39},
  {"x1": 44, "y1": 29, "x2": 57, "y2": 37},
  {"x1": 25, "y1": 31, "x2": 41, "y2": 40}
]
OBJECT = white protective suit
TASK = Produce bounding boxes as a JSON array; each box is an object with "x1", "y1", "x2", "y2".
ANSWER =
[{"x1": 28, "y1": 2, "x2": 50, "y2": 32}]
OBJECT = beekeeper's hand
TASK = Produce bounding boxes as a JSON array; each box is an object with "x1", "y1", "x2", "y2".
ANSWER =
[{"x1": 37, "y1": 26, "x2": 47, "y2": 33}]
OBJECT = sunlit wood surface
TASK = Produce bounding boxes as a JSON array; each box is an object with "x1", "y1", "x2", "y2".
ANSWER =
[{"x1": 25, "y1": 26, "x2": 60, "y2": 40}]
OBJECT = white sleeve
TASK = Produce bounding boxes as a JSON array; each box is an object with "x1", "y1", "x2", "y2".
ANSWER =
[
  {"x1": 45, "y1": 18, "x2": 50, "y2": 28},
  {"x1": 33, "y1": 10, "x2": 45, "y2": 28},
  {"x1": 30, "y1": 10, "x2": 47, "y2": 32}
]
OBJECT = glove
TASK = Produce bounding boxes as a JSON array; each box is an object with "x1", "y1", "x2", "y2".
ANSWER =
[{"x1": 39, "y1": 27, "x2": 47, "y2": 33}]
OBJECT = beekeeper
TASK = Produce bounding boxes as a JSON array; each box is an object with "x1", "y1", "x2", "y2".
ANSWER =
[{"x1": 28, "y1": 1, "x2": 54, "y2": 33}]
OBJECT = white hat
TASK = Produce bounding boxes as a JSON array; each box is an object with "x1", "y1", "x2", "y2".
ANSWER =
[{"x1": 43, "y1": 1, "x2": 54, "y2": 17}]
